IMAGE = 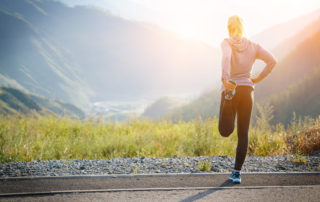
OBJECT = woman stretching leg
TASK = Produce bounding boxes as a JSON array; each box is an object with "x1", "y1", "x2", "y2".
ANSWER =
[{"x1": 218, "y1": 15, "x2": 277, "y2": 183}]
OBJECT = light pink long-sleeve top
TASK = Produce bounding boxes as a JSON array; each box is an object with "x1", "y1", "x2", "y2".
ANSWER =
[{"x1": 221, "y1": 37, "x2": 277, "y2": 91}]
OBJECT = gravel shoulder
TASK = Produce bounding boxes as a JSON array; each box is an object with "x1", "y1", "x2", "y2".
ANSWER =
[
  {"x1": 1, "y1": 155, "x2": 319, "y2": 201},
  {"x1": 0, "y1": 155, "x2": 319, "y2": 177}
]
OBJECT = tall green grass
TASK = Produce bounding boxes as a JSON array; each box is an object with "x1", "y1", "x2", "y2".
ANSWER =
[{"x1": 0, "y1": 114, "x2": 319, "y2": 163}]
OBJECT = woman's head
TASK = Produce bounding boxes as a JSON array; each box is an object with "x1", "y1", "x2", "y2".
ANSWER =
[{"x1": 227, "y1": 15, "x2": 244, "y2": 38}]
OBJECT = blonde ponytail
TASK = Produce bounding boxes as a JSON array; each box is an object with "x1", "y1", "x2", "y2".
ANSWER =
[{"x1": 227, "y1": 15, "x2": 244, "y2": 38}]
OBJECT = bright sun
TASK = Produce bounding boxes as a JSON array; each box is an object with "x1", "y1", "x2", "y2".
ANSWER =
[{"x1": 178, "y1": 23, "x2": 199, "y2": 39}]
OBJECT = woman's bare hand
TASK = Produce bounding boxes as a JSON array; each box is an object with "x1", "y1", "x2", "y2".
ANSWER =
[
  {"x1": 250, "y1": 76, "x2": 263, "y2": 84},
  {"x1": 223, "y1": 79, "x2": 237, "y2": 91},
  {"x1": 250, "y1": 78, "x2": 257, "y2": 84}
]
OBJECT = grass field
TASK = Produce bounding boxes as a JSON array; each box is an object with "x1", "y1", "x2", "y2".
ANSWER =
[{"x1": 0, "y1": 114, "x2": 319, "y2": 163}]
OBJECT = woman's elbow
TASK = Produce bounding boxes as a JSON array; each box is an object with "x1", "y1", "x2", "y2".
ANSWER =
[
  {"x1": 271, "y1": 56, "x2": 278, "y2": 66},
  {"x1": 268, "y1": 58, "x2": 277, "y2": 69}
]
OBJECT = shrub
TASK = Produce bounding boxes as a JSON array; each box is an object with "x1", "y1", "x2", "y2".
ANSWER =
[
  {"x1": 286, "y1": 116, "x2": 320, "y2": 155},
  {"x1": 198, "y1": 159, "x2": 212, "y2": 172}
]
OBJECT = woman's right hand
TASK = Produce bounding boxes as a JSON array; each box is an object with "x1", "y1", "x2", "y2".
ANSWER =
[
  {"x1": 250, "y1": 78, "x2": 257, "y2": 84},
  {"x1": 250, "y1": 76, "x2": 263, "y2": 84},
  {"x1": 223, "y1": 79, "x2": 237, "y2": 91}
]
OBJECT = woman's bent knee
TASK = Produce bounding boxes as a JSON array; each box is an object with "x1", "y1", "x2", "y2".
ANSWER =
[{"x1": 219, "y1": 127, "x2": 233, "y2": 137}]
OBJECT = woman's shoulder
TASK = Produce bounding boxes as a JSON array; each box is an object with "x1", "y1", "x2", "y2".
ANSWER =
[
  {"x1": 221, "y1": 38, "x2": 229, "y2": 44},
  {"x1": 245, "y1": 38, "x2": 261, "y2": 48},
  {"x1": 220, "y1": 38, "x2": 231, "y2": 48},
  {"x1": 220, "y1": 37, "x2": 262, "y2": 51}
]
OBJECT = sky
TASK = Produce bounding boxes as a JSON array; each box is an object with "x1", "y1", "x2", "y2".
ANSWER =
[{"x1": 62, "y1": 0, "x2": 320, "y2": 46}]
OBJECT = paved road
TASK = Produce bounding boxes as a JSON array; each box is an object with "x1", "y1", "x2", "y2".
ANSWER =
[
  {"x1": 1, "y1": 186, "x2": 319, "y2": 202},
  {"x1": 1, "y1": 173, "x2": 319, "y2": 201}
]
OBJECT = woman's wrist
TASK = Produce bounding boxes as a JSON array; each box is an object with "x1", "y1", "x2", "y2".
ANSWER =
[
  {"x1": 222, "y1": 78, "x2": 236, "y2": 90},
  {"x1": 251, "y1": 76, "x2": 263, "y2": 84}
]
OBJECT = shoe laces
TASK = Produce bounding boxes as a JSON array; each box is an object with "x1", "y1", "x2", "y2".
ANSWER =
[{"x1": 233, "y1": 172, "x2": 240, "y2": 178}]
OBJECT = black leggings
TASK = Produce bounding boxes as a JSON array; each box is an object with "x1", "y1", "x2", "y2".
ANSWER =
[{"x1": 218, "y1": 86, "x2": 254, "y2": 170}]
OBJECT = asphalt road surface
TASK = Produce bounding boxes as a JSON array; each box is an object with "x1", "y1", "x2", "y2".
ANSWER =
[{"x1": 1, "y1": 172, "x2": 319, "y2": 201}]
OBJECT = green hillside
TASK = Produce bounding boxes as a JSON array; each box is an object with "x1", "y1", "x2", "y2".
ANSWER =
[
  {"x1": 165, "y1": 89, "x2": 221, "y2": 122},
  {"x1": 141, "y1": 97, "x2": 181, "y2": 120},
  {"x1": 273, "y1": 16, "x2": 320, "y2": 59},
  {"x1": 0, "y1": 0, "x2": 93, "y2": 107},
  {"x1": 267, "y1": 66, "x2": 320, "y2": 125},
  {"x1": 0, "y1": 87, "x2": 41, "y2": 114},
  {"x1": 255, "y1": 31, "x2": 320, "y2": 100},
  {"x1": 0, "y1": 86, "x2": 84, "y2": 118}
]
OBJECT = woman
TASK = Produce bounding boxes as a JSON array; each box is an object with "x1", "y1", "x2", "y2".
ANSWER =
[{"x1": 218, "y1": 15, "x2": 277, "y2": 183}]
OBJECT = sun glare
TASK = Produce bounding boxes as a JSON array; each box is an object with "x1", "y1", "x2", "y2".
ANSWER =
[{"x1": 178, "y1": 23, "x2": 199, "y2": 39}]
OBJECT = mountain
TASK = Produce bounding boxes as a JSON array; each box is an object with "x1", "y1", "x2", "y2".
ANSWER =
[
  {"x1": 0, "y1": 0, "x2": 220, "y2": 111},
  {"x1": 0, "y1": 86, "x2": 40, "y2": 114},
  {"x1": 266, "y1": 66, "x2": 320, "y2": 125},
  {"x1": 252, "y1": 8, "x2": 320, "y2": 51},
  {"x1": 0, "y1": 0, "x2": 93, "y2": 108},
  {"x1": 165, "y1": 89, "x2": 221, "y2": 122},
  {"x1": 0, "y1": 86, "x2": 85, "y2": 118},
  {"x1": 273, "y1": 16, "x2": 320, "y2": 59},
  {"x1": 251, "y1": 10, "x2": 320, "y2": 75},
  {"x1": 141, "y1": 97, "x2": 181, "y2": 120},
  {"x1": 255, "y1": 30, "x2": 320, "y2": 100}
]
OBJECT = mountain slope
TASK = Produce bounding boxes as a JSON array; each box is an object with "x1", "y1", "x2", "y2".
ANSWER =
[
  {"x1": 0, "y1": 0, "x2": 93, "y2": 108},
  {"x1": 0, "y1": 86, "x2": 85, "y2": 118},
  {"x1": 141, "y1": 97, "x2": 181, "y2": 120},
  {"x1": 0, "y1": 87, "x2": 41, "y2": 114},
  {"x1": 165, "y1": 89, "x2": 221, "y2": 122},
  {"x1": 252, "y1": 8, "x2": 320, "y2": 51},
  {"x1": 267, "y1": 66, "x2": 320, "y2": 125},
  {"x1": 273, "y1": 16, "x2": 320, "y2": 59},
  {"x1": 251, "y1": 10, "x2": 320, "y2": 75},
  {"x1": 255, "y1": 30, "x2": 320, "y2": 100}
]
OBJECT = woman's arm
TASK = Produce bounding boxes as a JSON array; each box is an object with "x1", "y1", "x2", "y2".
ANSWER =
[
  {"x1": 221, "y1": 40, "x2": 236, "y2": 90},
  {"x1": 251, "y1": 43, "x2": 277, "y2": 84},
  {"x1": 221, "y1": 39, "x2": 232, "y2": 81}
]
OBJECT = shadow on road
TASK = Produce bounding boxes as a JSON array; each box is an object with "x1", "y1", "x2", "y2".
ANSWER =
[{"x1": 179, "y1": 179, "x2": 235, "y2": 202}]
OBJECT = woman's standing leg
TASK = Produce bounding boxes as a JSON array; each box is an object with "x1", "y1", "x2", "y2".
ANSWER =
[{"x1": 234, "y1": 87, "x2": 254, "y2": 170}]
